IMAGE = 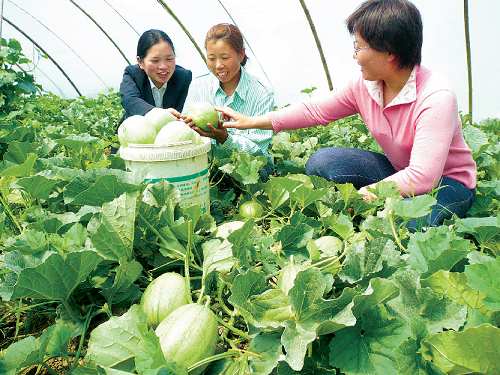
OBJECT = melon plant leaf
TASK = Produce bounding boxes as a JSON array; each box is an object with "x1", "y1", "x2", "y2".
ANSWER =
[
  {"x1": 464, "y1": 257, "x2": 500, "y2": 311},
  {"x1": 420, "y1": 270, "x2": 488, "y2": 312},
  {"x1": 11, "y1": 250, "x2": 103, "y2": 302},
  {"x1": 88, "y1": 192, "x2": 137, "y2": 261},
  {"x1": 0, "y1": 336, "x2": 38, "y2": 375},
  {"x1": 247, "y1": 288, "x2": 294, "y2": 329},
  {"x1": 13, "y1": 174, "x2": 58, "y2": 200},
  {"x1": 336, "y1": 183, "x2": 359, "y2": 209},
  {"x1": 455, "y1": 216, "x2": 500, "y2": 250},
  {"x1": 228, "y1": 268, "x2": 267, "y2": 324},
  {"x1": 462, "y1": 125, "x2": 490, "y2": 158},
  {"x1": 351, "y1": 277, "x2": 399, "y2": 318},
  {"x1": 420, "y1": 324, "x2": 500, "y2": 375},
  {"x1": 54, "y1": 133, "x2": 99, "y2": 152},
  {"x1": 385, "y1": 268, "x2": 467, "y2": 334},
  {"x1": 85, "y1": 304, "x2": 149, "y2": 372},
  {"x1": 0, "y1": 323, "x2": 74, "y2": 374},
  {"x1": 142, "y1": 179, "x2": 180, "y2": 213},
  {"x1": 282, "y1": 320, "x2": 318, "y2": 371},
  {"x1": 247, "y1": 331, "x2": 283, "y2": 375},
  {"x1": 63, "y1": 168, "x2": 145, "y2": 206},
  {"x1": 2, "y1": 140, "x2": 36, "y2": 164},
  {"x1": 406, "y1": 226, "x2": 474, "y2": 277},
  {"x1": 394, "y1": 319, "x2": 444, "y2": 375},
  {"x1": 264, "y1": 179, "x2": 290, "y2": 211},
  {"x1": 202, "y1": 238, "x2": 235, "y2": 277},
  {"x1": 282, "y1": 268, "x2": 358, "y2": 370},
  {"x1": 289, "y1": 185, "x2": 328, "y2": 209},
  {"x1": 392, "y1": 194, "x2": 435, "y2": 220},
  {"x1": 100, "y1": 257, "x2": 142, "y2": 307},
  {"x1": 0, "y1": 153, "x2": 37, "y2": 177},
  {"x1": 339, "y1": 238, "x2": 403, "y2": 284},
  {"x1": 227, "y1": 218, "x2": 255, "y2": 266},
  {"x1": 324, "y1": 213, "x2": 355, "y2": 241},
  {"x1": 328, "y1": 307, "x2": 411, "y2": 375}
]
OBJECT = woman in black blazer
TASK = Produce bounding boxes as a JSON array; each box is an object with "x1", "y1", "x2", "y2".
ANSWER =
[{"x1": 119, "y1": 29, "x2": 192, "y2": 125}]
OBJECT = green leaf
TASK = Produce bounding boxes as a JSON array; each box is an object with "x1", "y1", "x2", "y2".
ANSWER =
[
  {"x1": 85, "y1": 304, "x2": 149, "y2": 372},
  {"x1": 55, "y1": 133, "x2": 99, "y2": 153},
  {"x1": 247, "y1": 332, "x2": 283, "y2": 375},
  {"x1": 227, "y1": 218, "x2": 255, "y2": 266},
  {"x1": 339, "y1": 238, "x2": 403, "y2": 284},
  {"x1": 406, "y1": 226, "x2": 474, "y2": 277},
  {"x1": 264, "y1": 178, "x2": 289, "y2": 211},
  {"x1": 455, "y1": 216, "x2": 500, "y2": 249},
  {"x1": 88, "y1": 192, "x2": 137, "y2": 261},
  {"x1": 11, "y1": 250, "x2": 103, "y2": 302},
  {"x1": 14, "y1": 174, "x2": 58, "y2": 200},
  {"x1": 0, "y1": 336, "x2": 37, "y2": 375},
  {"x1": 392, "y1": 194, "x2": 436, "y2": 220},
  {"x1": 0, "y1": 153, "x2": 37, "y2": 177},
  {"x1": 100, "y1": 258, "x2": 142, "y2": 307},
  {"x1": 247, "y1": 288, "x2": 294, "y2": 329},
  {"x1": 228, "y1": 269, "x2": 267, "y2": 324},
  {"x1": 464, "y1": 257, "x2": 500, "y2": 311},
  {"x1": 421, "y1": 270, "x2": 489, "y2": 312},
  {"x1": 63, "y1": 168, "x2": 144, "y2": 206},
  {"x1": 385, "y1": 268, "x2": 467, "y2": 334},
  {"x1": 329, "y1": 307, "x2": 411, "y2": 375},
  {"x1": 420, "y1": 324, "x2": 500, "y2": 375}
]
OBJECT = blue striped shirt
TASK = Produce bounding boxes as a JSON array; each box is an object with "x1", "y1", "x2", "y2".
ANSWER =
[{"x1": 182, "y1": 66, "x2": 274, "y2": 164}]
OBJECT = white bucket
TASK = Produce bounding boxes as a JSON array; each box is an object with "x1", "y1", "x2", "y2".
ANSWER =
[{"x1": 120, "y1": 138, "x2": 212, "y2": 214}]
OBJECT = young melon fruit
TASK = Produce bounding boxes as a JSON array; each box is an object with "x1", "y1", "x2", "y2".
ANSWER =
[
  {"x1": 155, "y1": 303, "x2": 219, "y2": 375},
  {"x1": 140, "y1": 272, "x2": 190, "y2": 329},
  {"x1": 145, "y1": 108, "x2": 178, "y2": 133},
  {"x1": 154, "y1": 120, "x2": 203, "y2": 146},
  {"x1": 239, "y1": 201, "x2": 264, "y2": 218},
  {"x1": 186, "y1": 102, "x2": 220, "y2": 132},
  {"x1": 118, "y1": 115, "x2": 157, "y2": 147}
]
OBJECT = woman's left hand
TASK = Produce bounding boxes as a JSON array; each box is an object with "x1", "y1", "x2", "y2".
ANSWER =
[
  {"x1": 187, "y1": 119, "x2": 228, "y2": 144},
  {"x1": 358, "y1": 186, "x2": 377, "y2": 201},
  {"x1": 168, "y1": 108, "x2": 186, "y2": 120}
]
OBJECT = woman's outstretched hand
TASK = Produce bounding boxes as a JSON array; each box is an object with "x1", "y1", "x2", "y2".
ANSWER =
[{"x1": 215, "y1": 106, "x2": 273, "y2": 130}]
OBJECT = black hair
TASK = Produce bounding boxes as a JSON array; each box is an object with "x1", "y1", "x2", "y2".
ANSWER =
[
  {"x1": 137, "y1": 29, "x2": 175, "y2": 60},
  {"x1": 346, "y1": 0, "x2": 423, "y2": 69}
]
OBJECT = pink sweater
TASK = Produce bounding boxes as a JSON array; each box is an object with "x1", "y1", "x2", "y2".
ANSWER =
[{"x1": 268, "y1": 66, "x2": 477, "y2": 195}]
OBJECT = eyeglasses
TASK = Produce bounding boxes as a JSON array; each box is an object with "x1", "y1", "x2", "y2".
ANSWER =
[{"x1": 353, "y1": 41, "x2": 371, "y2": 54}]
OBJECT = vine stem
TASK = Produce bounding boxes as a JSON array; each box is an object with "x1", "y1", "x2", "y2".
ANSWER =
[
  {"x1": 0, "y1": 193, "x2": 22, "y2": 234},
  {"x1": 137, "y1": 213, "x2": 203, "y2": 271},
  {"x1": 216, "y1": 316, "x2": 251, "y2": 341},
  {"x1": 185, "y1": 220, "x2": 194, "y2": 304}
]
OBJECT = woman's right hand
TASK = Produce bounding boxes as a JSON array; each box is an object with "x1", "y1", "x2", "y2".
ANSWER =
[{"x1": 215, "y1": 106, "x2": 273, "y2": 130}]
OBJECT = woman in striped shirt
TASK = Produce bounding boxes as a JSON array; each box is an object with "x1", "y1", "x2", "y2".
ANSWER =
[{"x1": 183, "y1": 23, "x2": 275, "y2": 181}]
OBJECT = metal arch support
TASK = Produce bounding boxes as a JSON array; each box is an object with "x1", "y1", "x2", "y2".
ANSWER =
[
  {"x1": 69, "y1": 0, "x2": 131, "y2": 66},
  {"x1": 2, "y1": 16, "x2": 82, "y2": 96},
  {"x1": 155, "y1": 0, "x2": 207, "y2": 66}
]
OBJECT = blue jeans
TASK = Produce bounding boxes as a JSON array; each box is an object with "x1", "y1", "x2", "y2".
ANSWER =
[{"x1": 305, "y1": 147, "x2": 476, "y2": 230}]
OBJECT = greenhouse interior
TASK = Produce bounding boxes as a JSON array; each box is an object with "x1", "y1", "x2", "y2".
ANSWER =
[{"x1": 0, "y1": 0, "x2": 499, "y2": 374}]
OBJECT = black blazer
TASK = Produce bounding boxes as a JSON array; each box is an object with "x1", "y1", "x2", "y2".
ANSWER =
[{"x1": 119, "y1": 64, "x2": 192, "y2": 125}]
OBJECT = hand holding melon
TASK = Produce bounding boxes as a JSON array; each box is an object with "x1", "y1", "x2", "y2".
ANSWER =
[{"x1": 186, "y1": 102, "x2": 220, "y2": 132}]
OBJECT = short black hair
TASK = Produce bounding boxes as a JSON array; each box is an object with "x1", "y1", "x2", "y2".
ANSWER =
[
  {"x1": 137, "y1": 29, "x2": 175, "y2": 60},
  {"x1": 346, "y1": 0, "x2": 423, "y2": 69}
]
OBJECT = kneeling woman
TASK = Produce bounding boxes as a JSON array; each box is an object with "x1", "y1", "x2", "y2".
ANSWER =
[{"x1": 217, "y1": 0, "x2": 477, "y2": 231}]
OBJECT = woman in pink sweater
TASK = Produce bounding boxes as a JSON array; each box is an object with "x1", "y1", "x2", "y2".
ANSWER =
[{"x1": 218, "y1": 0, "x2": 477, "y2": 231}]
